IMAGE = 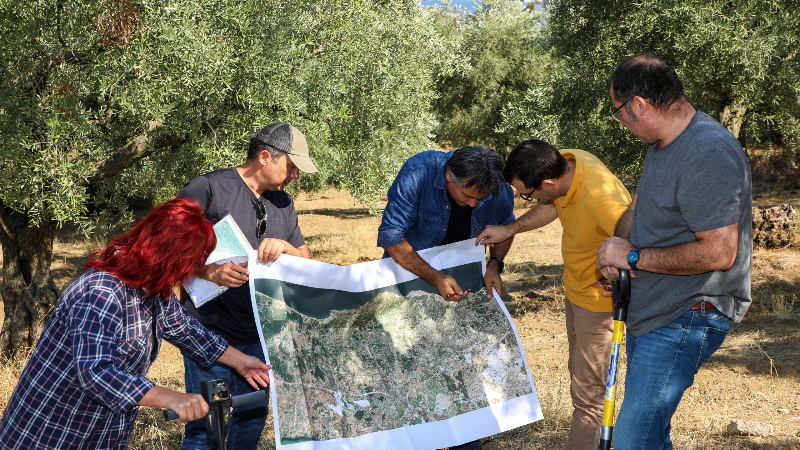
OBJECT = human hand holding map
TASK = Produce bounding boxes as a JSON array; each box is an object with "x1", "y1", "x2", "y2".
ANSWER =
[{"x1": 185, "y1": 215, "x2": 253, "y2": 308}]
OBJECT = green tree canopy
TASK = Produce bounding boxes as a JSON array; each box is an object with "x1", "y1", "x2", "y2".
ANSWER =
[
  {"x1": 0, "y1": 0, "x2": 456, "y2": 356},
  {"x1": 501, "y1": 0, "x2": 800, "y2": 179},
  {"x1": 432, "y1": 0, "x2": 550, "y2": 154}
]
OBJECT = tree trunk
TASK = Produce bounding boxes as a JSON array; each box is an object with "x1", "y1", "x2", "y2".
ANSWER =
[
  {"x1": 0, "y1": 203, "x2": 60, "y2": 359},
  {"x1": 715, "y1": 101, "x2": 747, "y2": 141}
]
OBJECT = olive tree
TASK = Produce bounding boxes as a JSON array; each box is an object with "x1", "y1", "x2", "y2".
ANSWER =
[
  {"x1": 501, "y1": 0, "x2": 800, "y2": 178},
  {"x1": 432, "y1": 0, "x2": 550, "y2": 154},
  {"x1": 0, "y1": 0, "x2": 456, "y2": 357}
]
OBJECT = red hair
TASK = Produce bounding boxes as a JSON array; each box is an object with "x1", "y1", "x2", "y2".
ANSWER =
[{"x1": 86, "y1": 197, "x2": 216, "y2": 300}]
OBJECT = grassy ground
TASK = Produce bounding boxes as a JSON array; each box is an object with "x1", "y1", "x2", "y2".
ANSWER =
[{"x1": 2, "y1": 187, "x2": 799, "y2": 449}]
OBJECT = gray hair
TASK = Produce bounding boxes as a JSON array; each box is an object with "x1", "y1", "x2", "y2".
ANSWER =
[{"x1": 444, "y1": 145, "x2": 503, "y2": 195}]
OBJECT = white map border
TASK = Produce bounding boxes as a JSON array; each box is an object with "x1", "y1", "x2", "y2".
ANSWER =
[{"x1": 248, "y1": 240, "x2": 543, "y2": 450}]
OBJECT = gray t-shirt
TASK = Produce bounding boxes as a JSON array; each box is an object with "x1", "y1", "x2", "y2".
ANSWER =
[
  {"x1": 178, "y1": 168, "x2": 306, "y2": 345},
  {"x1": 628, "y1": 110, "x2": 752, "y2": 336}
]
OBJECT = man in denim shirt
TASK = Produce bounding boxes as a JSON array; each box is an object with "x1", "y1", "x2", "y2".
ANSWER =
[{"x1": 377, "y1": 145, "x2": 515, "y2": 449}]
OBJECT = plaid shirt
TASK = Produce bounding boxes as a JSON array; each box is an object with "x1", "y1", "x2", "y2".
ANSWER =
[{"x1": 0, "y1": 269, "x2": 228, "y2": 449}]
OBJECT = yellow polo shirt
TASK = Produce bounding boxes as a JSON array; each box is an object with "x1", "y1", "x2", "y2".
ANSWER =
[{"x1": 553, "y1": 149, "x2": 632, "y2": 312}]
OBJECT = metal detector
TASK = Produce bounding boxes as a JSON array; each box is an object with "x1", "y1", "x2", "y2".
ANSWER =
[
  {"x1": 598, "y1": 269, "x2": 631, "y2": 450},
  {"x1": 164, "y1": 378, "x2": 267, "y2": 450}
]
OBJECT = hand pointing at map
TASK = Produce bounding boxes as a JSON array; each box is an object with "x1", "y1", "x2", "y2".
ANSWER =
[{"x1": 434, "y1": 273, "x2": 469, "y2": 302}]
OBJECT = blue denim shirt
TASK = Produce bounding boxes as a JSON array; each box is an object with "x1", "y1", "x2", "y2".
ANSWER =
[{"x1": 377, "y1": 150, "x2": 516, "y2": 251}]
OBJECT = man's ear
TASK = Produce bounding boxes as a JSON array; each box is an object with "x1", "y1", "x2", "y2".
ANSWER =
[
  {"x1": 631, "y1": 96, "x2": 648, "y2": 118},
  {"x1": 258, "y1": 149, "x2": 271, "y2": 166},
  {"x1": 541, "y1": 179, "x2": 557, "y2": 190}
]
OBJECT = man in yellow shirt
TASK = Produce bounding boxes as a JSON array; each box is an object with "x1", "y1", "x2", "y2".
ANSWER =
[{"x1": 475, "y1": 139, "x2": 631, "y2": 449}]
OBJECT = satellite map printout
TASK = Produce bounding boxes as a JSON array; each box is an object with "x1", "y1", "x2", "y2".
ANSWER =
[{"x1": 249, "y1": 240, "x2": 542, "y2": 450}]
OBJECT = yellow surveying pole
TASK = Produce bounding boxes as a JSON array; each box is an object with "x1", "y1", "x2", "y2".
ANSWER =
[{"x1": 598, "y1": 269, "x2": 631, "y2": 450}]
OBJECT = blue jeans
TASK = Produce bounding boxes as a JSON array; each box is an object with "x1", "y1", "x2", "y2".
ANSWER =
[
  {"x1": 613, "y1": 306, "x2": 731, "y2": 450},
  {"x1": 181, "y1": 343, "x2": 269, "y2": 450}
]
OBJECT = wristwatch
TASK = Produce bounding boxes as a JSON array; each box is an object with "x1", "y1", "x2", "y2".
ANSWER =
[
  {"x1": 488, "y1": 256, "x2": 505, "y2": 274},
  {"x1": 627, "y1": 248, "x2": 641, "y2": 271}
]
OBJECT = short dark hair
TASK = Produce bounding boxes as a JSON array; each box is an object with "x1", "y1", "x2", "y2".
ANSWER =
[
  {"x1": 444, "y1": 145, "x2": 503, "y2": 195},
  {"x1": 503, "y1": 139, "x2": 568, "y2": 189},
  {"x1": 610, "y1": 54, "x2": 685, "y2": 110},
  {"x1": 247, "y1": 139, "x2": 282, "y2": 161}
]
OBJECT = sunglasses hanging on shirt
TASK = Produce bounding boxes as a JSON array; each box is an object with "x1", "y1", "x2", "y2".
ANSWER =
[{"x1": 255, "y1": 199, "x2": 268, "y2": 238}]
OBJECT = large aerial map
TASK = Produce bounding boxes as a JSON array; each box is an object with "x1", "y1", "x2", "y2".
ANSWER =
[{"x1": 250, "y1": 240, "x2": 542, "y2": 450}]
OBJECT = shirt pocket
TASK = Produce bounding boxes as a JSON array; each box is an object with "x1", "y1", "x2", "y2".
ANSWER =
[
  {"x1": 117, "y1": 335, "x2": 151, "y2": 376},
  {"x1": 416, "y1": 207, "x2": 440, "y2": 242}
]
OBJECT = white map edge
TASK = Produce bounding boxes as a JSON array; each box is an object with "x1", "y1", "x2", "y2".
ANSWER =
[{"x1": 248, "y1": 240, "x2": 543, "y2": 450}]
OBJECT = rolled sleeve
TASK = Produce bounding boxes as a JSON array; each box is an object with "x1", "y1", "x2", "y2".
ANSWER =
[
  {"x1": 377, "y1": 162, "x2": 423, "y2": 248},
  {"x1": 162, "y1": 296, "x2": 229, "y2": 365},
  {"x1": 69, "y1": 288, "x2": 155, "y2": 415}
]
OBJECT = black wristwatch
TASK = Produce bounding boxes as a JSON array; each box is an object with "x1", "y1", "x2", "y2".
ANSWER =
[
  {"x1": 488, "y1": 256, "x2": 505, "y2": 274},
  {"x1": 627, "y1": 248, "x2": 641, "y2": 271}
]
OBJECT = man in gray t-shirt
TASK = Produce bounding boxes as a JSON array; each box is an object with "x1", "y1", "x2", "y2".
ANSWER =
[
  {"x1": 596, "y1": 54, "x2": 752, "y2": 449},
  {"x1": 178, "y1": 122, "x2": 319, "y2": 450}
]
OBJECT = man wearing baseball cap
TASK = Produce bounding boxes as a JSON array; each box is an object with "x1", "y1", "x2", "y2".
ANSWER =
[{"x1": 177, "y1": 122, "x2": 318, "y2": 450}]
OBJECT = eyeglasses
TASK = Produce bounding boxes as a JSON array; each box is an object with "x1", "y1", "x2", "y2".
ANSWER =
[
  {"x1": 255, "y1": 200, "x2": 267, "y2": 238},
  {"x1": 609, "y1": 98, "x2": 631, "y2": 122},
  {"x1": 519, "y1": 187, "x2": 537, "y2": 202}
]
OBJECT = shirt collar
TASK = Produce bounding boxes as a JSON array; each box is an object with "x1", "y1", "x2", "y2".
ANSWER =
[
  {"x1": 560, "y1": 152, "x2": 581, "y2": 206},
  {"x1": 433, "y1": 151, "x2": 453, "y2": 190}
]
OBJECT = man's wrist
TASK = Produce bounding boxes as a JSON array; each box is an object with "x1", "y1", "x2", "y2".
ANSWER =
[
  {"x1": 428, "y1": 270, "x2": 449, "y2": 288},
  {"x1": 508, "y1": 221, "x2": 523, "y2": 234},
  {"x1": 488, "y1": 256, "x2": 505, "y2": 274},
  {"x1": 198, "y1": 264, "x2": 216, "y2": 282},
  {"x1": 627, "y1": 248, "x2": 641, "y2": 271}
]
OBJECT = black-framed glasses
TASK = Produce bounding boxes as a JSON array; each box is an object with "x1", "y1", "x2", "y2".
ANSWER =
[
  {"x1": 609, "y1": 98, "x2": 631, "y2": 122},
  {"x1": 255, "y1": 200, "x2": 267, "y2": 238},
  {"x1": 519, "y1": 187, "x2": 538, "y2": 202}
]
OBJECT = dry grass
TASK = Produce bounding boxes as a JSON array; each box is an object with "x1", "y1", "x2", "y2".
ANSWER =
[{"x1": 1, "y1": 187, "x2": 799, "y2": 449}]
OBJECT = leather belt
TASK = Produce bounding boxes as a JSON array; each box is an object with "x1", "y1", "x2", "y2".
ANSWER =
[{"x1": 691, "y1": 302, "x2": 716, "y2": 310}]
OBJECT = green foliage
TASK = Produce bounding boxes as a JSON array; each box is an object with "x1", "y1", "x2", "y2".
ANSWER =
[
  {"x1": 502, "y1": 0, "x2": 800, "y2": 179},
  {"x1": 431, "y1": 0, "x2": 551, "y2": 154},
  {"x1": 0, "y1": 0, "x2": 456, "y2": 230}
]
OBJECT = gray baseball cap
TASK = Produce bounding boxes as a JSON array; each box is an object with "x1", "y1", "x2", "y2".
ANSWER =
[{"x1": 248, "y1": 122, "x2": 319, "y2": 173}]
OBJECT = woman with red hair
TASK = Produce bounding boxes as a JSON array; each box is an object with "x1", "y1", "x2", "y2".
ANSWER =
[{"x1": 0, "y1": 198, "x2": 271, "y2": 450}]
